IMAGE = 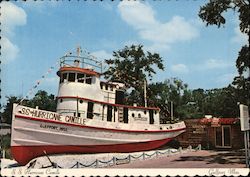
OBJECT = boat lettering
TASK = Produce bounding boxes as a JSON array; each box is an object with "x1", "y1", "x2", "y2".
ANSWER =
[
  {"x1": 134, "y1": 117, "x2": 147, "y2": 121},
  {"x1": 20, "y1": 107, "x2": 62, "y2": 122},
  {"x1": 40, "y1": 124, "x2": 67, "y2": 131},
  {"x1": 65, "y1": 115, "x2": 85, "y2": 125}
]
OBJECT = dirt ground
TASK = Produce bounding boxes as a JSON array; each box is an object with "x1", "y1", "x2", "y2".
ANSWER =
[{"x1": 111, "y1": 150, "x2": 247, "y2": 168}]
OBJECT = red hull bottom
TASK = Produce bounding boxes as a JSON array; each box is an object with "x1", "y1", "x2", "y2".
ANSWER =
[{"x1": 11, "y1": 138, "x2": 171, "y2": 165}]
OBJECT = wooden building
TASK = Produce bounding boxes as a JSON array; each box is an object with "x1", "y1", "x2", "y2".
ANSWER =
[{"x1": 176, "y1": 118, "x2": 244, "y2": 149}]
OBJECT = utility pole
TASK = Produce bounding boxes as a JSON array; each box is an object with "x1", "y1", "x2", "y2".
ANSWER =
[
  {"x1": 144, "y1": 79, "x2": 147, "y2": 107},
  {"x1": 171, "y1": 101, "x2": 174, "y2": 121}
]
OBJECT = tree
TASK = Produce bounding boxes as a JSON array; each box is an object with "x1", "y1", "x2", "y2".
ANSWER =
[
  {"x1": 104, "y1": 45, "x2": 164, "y2": 105},
  {"x1": 199, "y1": 0, "x2": 250, "y2": 106},
  {"x1": 28, "y1": 90, "x2": 57, "y2": 112},
  {"x1": 147, "y1": 78, "x2": 190, "y2": 121},
  {"x1": 1, "y1": 90, "x2": 56, "y2": 125},
  {"x1": 203, "y1": 86, "x2": 238, "y2": 117},
  {"x1": 1, "y1": 96, "x2": 22, "y2": 124}
]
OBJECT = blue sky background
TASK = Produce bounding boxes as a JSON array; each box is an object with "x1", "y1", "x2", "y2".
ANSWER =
[{"x1": 0, "y1": 1, "x2": 248, "y2": 105}]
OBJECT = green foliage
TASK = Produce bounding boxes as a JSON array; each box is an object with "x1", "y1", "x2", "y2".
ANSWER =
[
  {"x1": 147, "y1": 78, "x2": 188, "y2": 121},
  {"x1": 0, "y1": 134, "x2": 11, "y2": 149},
  {"x1": 27, "y1": 90, "x2": 57, "y2": 112},
  {"x1": 104, "y1": 44, "x2": 164, "y2": 106},
  {"x1": 0, "y1": 134, "x2": 12, "y2": 159},
  {"x1": 1, "y1": 90, "x2": 56, "y2": 125},
  {"x1": 1, "y1": 96, "x2": 22, "y2": 124}
]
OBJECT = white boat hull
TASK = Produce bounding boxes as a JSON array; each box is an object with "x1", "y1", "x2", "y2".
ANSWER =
[{"x1": 11, "y1": 105, "x2": 186, "y2": 165}]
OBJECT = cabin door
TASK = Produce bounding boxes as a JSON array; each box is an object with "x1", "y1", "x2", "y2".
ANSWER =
[
  {"x1": 107, "y1": 105, "x2": 112, "y2": 122},
  {"x1": 215, "y1": 125, "x2": 231, "y2": 148},
  {"x1": 149, "y1": 110, "x2": 154, "y2": 124},
  {"x1": 115, "y1": 90, "x2": 124, "y2": 104},
  {"x1": 87, "y1": 102, "x2": 94, "y2": 119},
  {"x1": 123, "y1": 107, "x2": 128, "y2": 123}
]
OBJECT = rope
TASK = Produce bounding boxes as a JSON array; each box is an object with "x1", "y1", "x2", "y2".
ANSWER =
[
  {"x1": 98, "y1": 158, "x2": 115, "y2": 164},
  {"x1": 130, "y1": 153, "x2": 144, "y2": 159},
  {"x1": 18, "y1": 60, "x2": 60, "y2": 105},
  {"x1": 144, "y1": 152, "x2": 156, "y2": 158},
  {"x1": 115, "y1": 156, "x2": 129, "y2": 161}
]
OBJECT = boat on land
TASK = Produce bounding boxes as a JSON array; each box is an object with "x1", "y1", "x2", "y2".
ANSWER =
[{"x1": 11, "y1": 47, "x2": 186, "y2": 165}]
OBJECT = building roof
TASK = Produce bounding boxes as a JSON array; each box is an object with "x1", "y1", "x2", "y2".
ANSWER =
[
  {"x1": 199, "y1": 117, "x2": 239, "y2": 125},
  {"x1": 57, "y1": 67, "x2": 100, "y2": 77}
]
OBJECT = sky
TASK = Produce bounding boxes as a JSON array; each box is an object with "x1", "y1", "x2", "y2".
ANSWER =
[{"x1": 0, "y1": 0, "x2": 248, "y2": 105}]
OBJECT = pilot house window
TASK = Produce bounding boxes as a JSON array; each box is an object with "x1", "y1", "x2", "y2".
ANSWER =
[
  {"x1": 60, "y1": 73, "x2": 67, "y2": 83},
  {"x1": 77, "y1": 73, "x2": 85, "y2": 83},
  {"x1": 86, "y1": 75, "x2": 92, "y2": 84},
  {"x1": 68, "y1": 73, "x2": 75, "y2": 82}
]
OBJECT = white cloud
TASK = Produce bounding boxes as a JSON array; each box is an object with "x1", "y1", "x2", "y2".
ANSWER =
[
  {"x1": 118, "y1": 1, "x2": 199, "y2": 52},
  {"x1": 1, "y1": 37, "x2": 20, "y2": 64},
  {"x1": 0, "y1": 2, "x2": 27, "y2": 64},
  {"x1": 231, "y1": 26, "x2": 248, "y2": 45},
  {"x1": 118, "y1": 1, "x2": 157, "y2": 30},
  {"x1": 0, "y1": 2, "x2": 27, "y2": 37},
  {"x1": 139, "y1": 16, "x2": 199, "y2": 44},
  {"x1": 171, "y1": 64, "x2": 189, "y2": 74},
  {"x1": 204, "y1": 59, "x2": 233, "y2": 69}
]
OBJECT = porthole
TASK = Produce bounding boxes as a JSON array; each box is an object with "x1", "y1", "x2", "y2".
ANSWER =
[
  {"x1": 79, "y1": 100, "x2": 83, "y2": 104},
  {"x1": 132, "y1": 113, "x2": 135, "y2": 117},
  {"x1": 138, "y1": 113, "x2": 141, "y2": 118}
]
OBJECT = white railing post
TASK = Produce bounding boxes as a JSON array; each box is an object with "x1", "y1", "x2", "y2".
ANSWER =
[
  {"x1": 168, "y1": 149, "x2": 171, "y2": 155},
  {"x1": 113, "y1": 156, "x2": 116, "y2": 165},
  {"x1": 128, "y1": 154, "x2": 131, "y2": 163},
  {"x1": 95, "y1": 159, "x2": 99, "y2": 168},
  {"x1": 188, "y1": 145, "x2": 192, "y2": 151},
  {"x1": 3, "y1": 149, "x2": 5, "y2": 159},
  {"x1": 179, "y1": 147, "x2": 182, "y2": 153}
]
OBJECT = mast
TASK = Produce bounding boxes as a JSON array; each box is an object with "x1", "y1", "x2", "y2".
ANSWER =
[
  {"x1": 76, "y1": 46, "x2": 82, "y2": 68},
  {"x1": 144, "y1": 79, "x2": 147, "y2": 107}
]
